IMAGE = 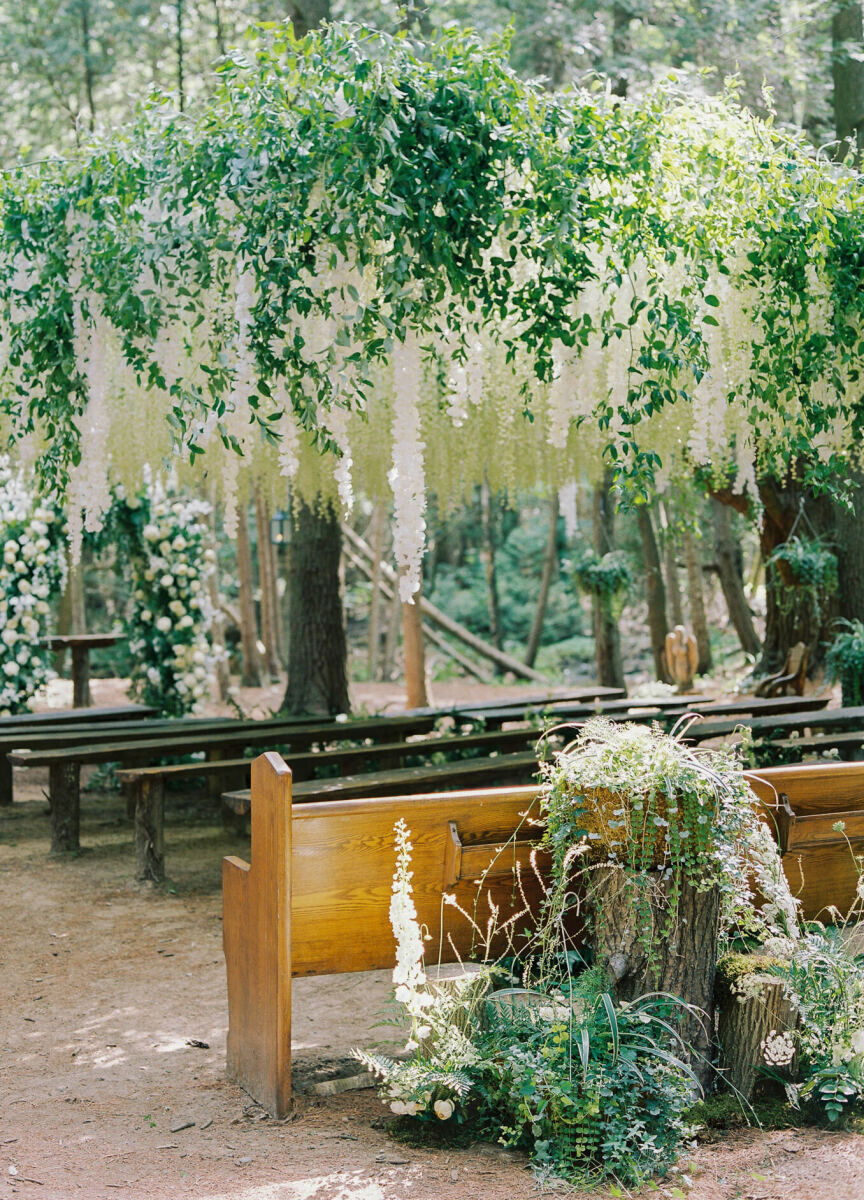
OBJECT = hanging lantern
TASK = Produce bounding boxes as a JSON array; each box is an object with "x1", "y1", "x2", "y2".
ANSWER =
[{"x1": 269, "y1": 509, "x2": 289, "y2": 546}]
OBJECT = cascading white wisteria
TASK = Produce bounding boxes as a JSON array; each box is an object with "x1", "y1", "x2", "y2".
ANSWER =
[
  {"x1": 274, "y1": 385, "x2": 301, "y2": 479},
  {"x1": 389, "y1": 333, "x2": 426, "y2": 603}
]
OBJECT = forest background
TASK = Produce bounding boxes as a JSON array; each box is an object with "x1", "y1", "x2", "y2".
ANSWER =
[{"x1": 6, "y1": 0, "x2": 864, "y2": 703}]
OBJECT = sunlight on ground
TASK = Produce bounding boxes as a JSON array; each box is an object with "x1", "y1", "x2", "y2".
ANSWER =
[{"x1": 202, "y1": 1176, "x2": 400, "y2": 1200}]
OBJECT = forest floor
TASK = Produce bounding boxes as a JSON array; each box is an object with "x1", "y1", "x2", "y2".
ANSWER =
[{"x1": 1, "y1": 676, "x2": 862, "y2": 1200}]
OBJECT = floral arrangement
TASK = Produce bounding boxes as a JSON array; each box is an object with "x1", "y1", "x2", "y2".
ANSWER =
[
  {"x1": 106, "y1": 476, "x2": 218, "y2": 717},
  {"x1": 354, "y1": 819, "x2": 700, "y2": 1186},
  {"x1": 0, "y1": 457, "x2": 66, "y2": 715}
]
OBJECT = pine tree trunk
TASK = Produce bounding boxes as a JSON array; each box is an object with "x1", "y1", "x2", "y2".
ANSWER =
[
  {"x1": 402, "y1": 582, "x2": 429, "y2": 709},
  {"x1": 711, "y1": 499, "x2": 762, "y2": 658},
  {"x1": 236, "y1": 499, "x2": 263, "y2": 688},
  {"x1": 833, "y1": 2, "x2": 864, "y2": 163},
  {"x1": 254, "y1": 485, "x2": 283, "y2": 679},
  {"x1": 637, "y1": 504, "x2": 669, "y2": 680},
  {"x1": 684, "y1": 525, "x2": 712, "y2": 674},
  {"x1": 281, "y1": 498, "x2": 350, "y2": 716},
  {"x1": 660, "y1": 499, "x2": 684, "y2": 626},
  {"x1": 525, "y1": 494, "x2": 559, "y2": 669},
  {"x1": 592, "y1": 473, "x2": 625, "y2": 690},
  {"x1": 592, "y1": 867, "x2": 720, "y2": 1088},
  {"x1": 207, "y1": 501, "x2": 231, "y2": 702},
  {"x1": 367, "y1": 505, "x2": 386, "y2": 681},
  {"x1": 480, "y1": 476, "x2": 502, "y2": 652}
]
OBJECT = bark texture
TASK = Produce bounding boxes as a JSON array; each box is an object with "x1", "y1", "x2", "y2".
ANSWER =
[
  {"x1": 636, "y1": 504, "x2": 669, "y2": 680},
  {"x1": 684, "y1": 526, "x2": 712, "y2": 675},
  {"x1": 711, "y1": 499, "x2": 762, "y2": 658},
  {"x1": 524, "y1": 494, "x2": 559, "y2": 669},
  {"x1": 480, "y1": 477, "x2": 502, "y2": 652},
  {"x1": 402, "y1": 583, "x2": 429, "y2": 709},
  {"x1": 281, "y1": 498, "x2": 350, "y2": 716},
  {"x1": 236, "y1": 500, "x2": 263, "y2": 688},
  {"x1": 592, "y1": 867, "x2": 720, "y2": 1087},
  {"x1": 591, "y1": 473, "x2": 625, "y2": 690},
  {"x1": 717, "y1": 976, "x2": 797, "y2": 1101}
]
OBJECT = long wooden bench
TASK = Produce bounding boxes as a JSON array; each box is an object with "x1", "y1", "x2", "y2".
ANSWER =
[
  {"x1": 223, "y1": 756, "x2": 864, "y2": 1117},
  {"x1": 686, "y1": 704, "x2": 864, "y2": 744},
  {"x1": 6, "y1": 712, "x2": 439, "y2": 853},
  {"x1": 456, "y1": 693, "x2": 829, "y2": 728},
  {"x1": 118, "y1": 726, "x2": 549, "y2": 881},
  {"x1": 0, "y1": 703, "x2": 157, "y2": 806},
  {"x1": 223, "y1": 753, "x2": 548, "y2": 1117}
]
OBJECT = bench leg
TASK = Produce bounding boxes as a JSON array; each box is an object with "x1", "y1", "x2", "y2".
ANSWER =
[
  {"x1": 135, "y1": 777, "x2": 166, "y2": 884},
  {"x1": 49, "y1": 762, "x2": 80, "y2": 853},
  {"x1": 71, "y1": 644, "x2": 92, "y2": 708},
  {"x1": 0, "y1": 756, "x2": 12, "y2": 806}
]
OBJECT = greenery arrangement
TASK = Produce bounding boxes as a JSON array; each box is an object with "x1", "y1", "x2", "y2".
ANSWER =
[
  {"x1": 825, "y1": 619, "x2": 864, "y2": 708},
  {"x1": 0, "y1": 456, "x2": 66, "y2": 715},
  {"x1": 766, "y1": 536, "x2": 839, "y2": 627}
]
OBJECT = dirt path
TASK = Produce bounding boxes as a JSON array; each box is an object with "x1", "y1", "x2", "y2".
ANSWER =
[{"x1": 1, "y1": 688, "x2": 862, "y2": 1199}]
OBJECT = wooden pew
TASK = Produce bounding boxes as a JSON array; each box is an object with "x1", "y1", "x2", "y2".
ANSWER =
[
  {"x1": 747, "y1": 761, "x2": 864, "y2": 918},
  {"x1": 117, "y1": 726, "x2": 548, "y2": 881},
  {"x1": 222, "y1": 753, "x2": 547, "y2": 1117},
  {"x1": 6, "y1": 712, "x2": 439, "y2": 854},
  {"x1": 0, "y1": 704, "x2": 157, "y2": 806},
  {"x1": 222, "y1": 757, "x2": 864, "y2": 1116}
]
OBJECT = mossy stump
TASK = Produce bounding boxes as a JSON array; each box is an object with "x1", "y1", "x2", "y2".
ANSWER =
[{"x1": 715, "y1": 954, "x2": 797, "y2": 1101}]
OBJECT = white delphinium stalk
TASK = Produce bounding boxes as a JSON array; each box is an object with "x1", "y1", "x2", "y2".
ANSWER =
[
  {"x1": 389, "y1": 334, "x2": 426, "y2": 603},
  {"x1": 390, "y1": 819, "x2": 434, "y2": 1031}
]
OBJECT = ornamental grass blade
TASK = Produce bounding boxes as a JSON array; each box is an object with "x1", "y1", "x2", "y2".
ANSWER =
[{"x1": 600, "y1": 993, "x2": 619, "y2": 1064}]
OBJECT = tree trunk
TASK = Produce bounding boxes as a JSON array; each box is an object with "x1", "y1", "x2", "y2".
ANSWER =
[
  {"x1": 711, "y1": 499, "x2": 762, "y2": 658},
  {"x1": 659, "y1": 499, "x2": 684, "y2": 626},
  {"x1": 636, "y1": 504, "x2": 669, "y2": 680},
  {"x1": 525, "y1": 494, "x2": 559, "y2": 668},
  {"x1": 402, "y1": 583, "x2": 429, "y2": 709},
  {"x1": 175, "y1": 0, "x2": 185, "y2": 112},
  {"x1": 286, "y1": 0, "x2": 331, "y2": 38},
  {"x1": 480, "y1": 476, "x2": 502, "y2": 652},
  {"x1": 254, "y1": 485, "x2": 283, "y2": 679},
  {"x1": 236, "y1": 499, "x2": 263, "y2": 688},
  {"x1": 367, "y1": 505, "x2": 386, "y2": 681},
  {"x1": 281, "y1": 497, "x2": 350, "y2": 716},
  {"x1": 683, "y1": 525, "x2": 712, "y2": 674},
  {"x1": 591, "y1": 472, "x2": 625, "y2": 691},
  {"x1": 206, "y1": 510, "x2": 231, "y2": 702},
  {"x1": 833, "y1": 2, "x2": 864, "y2": 163},
  {"x1": 592, "y1": 867, "x2": 720, "y2": 1088}
]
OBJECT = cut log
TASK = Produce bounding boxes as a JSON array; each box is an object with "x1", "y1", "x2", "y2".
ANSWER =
[
  {"x1": 343, "y1": 524, "x2": 548, "y2": 683},
  {"x1": 716, "y1": 954, "x2": 797, "y2": 1100}
]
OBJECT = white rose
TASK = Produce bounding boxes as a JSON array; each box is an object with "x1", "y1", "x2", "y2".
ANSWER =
[
  {"x1": 172, "y1": 536, "x2": 187, "y2": 551},
  {"x1": 140, "y1": 609, "x2": 152, "y2": 623},
  {"x1": 1, "y1": 629, "x2": 16, "y2": 646},
  {"x1": 168, "y1": 600, "x2": 186, "y2": 617},
  {"x1": 156, "y1": 616, "x2": 172, "y2": 634},
  {"x1": 434, "y1": 1099, "x2": 454, "y2": 1120},
  {"x1": 178, "y1": 615, "x2": 193, "y2": 629},
  {"x1": 146, "y1": 667, "x2": 161, "y2": 685},
  {"x1": 2, "y1": 662, "x2": 19, "y2": 676},
  {"x1": 160, "y1": 574, "x2": 174, "y2": 589},
  {"x1": 17, "y1": 578, "x2": 30, "y2": 593},
  {"x1": 143, "y1": 524, "x2": 160, "y2": 542}
]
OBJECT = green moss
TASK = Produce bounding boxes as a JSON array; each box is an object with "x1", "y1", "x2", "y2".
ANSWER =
[
  {"x1": 714, "y1": 952, "x2": 786, "y2": 1006},
  {"x1": 685, "y1": 1093, "x2": 806, "y2": 1132}
]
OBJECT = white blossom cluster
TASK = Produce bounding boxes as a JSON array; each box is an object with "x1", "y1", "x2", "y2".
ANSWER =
[
  {"x1": 125, "y1": 478, "x2": 219, "y2": 716},
  {"x1": 0, "y1": 458, "x2": 66, "y2": 715}
]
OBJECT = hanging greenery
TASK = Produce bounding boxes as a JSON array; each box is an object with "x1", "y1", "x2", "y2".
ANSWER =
[
  {"x1": 573, "y1": 550, "x2": 631, "y2": 599},
  {"x1": 825, "y1": 619, "x2": 864, "y2": 708},
  {"x1": 1, "y1": 22, "x2": 864, "y2": 588},
  {"x1": 766, "y1": 535, "x2": 839, "y2": 626}
]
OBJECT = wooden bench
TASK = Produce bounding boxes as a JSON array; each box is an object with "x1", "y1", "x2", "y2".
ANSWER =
[
  {"x1": 223, "y1": 756, "x2": 864, "y2": 1117},
  {"x1": 6, "y1": 712, "x2": 439, "y2": 854},
  {"x1": 765, "y1": 730, "x2": 864, "y2": 762},
  {"x1": 223, "y1": 753, "x2": 548, "y2": 1117},
  {"x1": 118, "y1": 726, "x2": 549, "y2": 881},
  {"x1": 686, "y1": 704, "x2": 864, "y2": 744},
  {"x1": 748, "y1": 761, "x2": 864, "y2": 917},
  {"x1": 0, "y1": 704, "x2": 157, "y2": 806}
]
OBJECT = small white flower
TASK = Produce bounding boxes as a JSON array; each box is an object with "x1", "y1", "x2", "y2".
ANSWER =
[
  {"x1": 156, "y1": 616, "x2": 172, "y2": 634},
  {"x1": 434, "y1": 1099, "x2": 454, "y2": 1120}
]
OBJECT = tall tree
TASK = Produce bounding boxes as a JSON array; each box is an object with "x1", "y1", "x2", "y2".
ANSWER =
[{"x1": 591, "y1": 471, "x2": 625, "y2": 691}]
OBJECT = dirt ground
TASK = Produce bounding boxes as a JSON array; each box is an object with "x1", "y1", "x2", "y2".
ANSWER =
[{"x1": 2, "y1": 678, "x2": 863, "y2": 1200}]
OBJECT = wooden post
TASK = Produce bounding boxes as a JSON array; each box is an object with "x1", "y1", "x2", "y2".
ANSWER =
[
  {"x1": 49, "y1": 762, "x2": 80, "y2": 853},
  {"x1": 402, "y1": 581, "x2": 429, "y2": 709},
  {"x1": 71, "y1": 642, "x2": 92, "y2": 708},
  {"x1": 135, "y1": 777, "x2": 166, "y2": 883}
]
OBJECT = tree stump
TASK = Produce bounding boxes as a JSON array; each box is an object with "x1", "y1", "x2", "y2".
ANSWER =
[
  {"x1": 591, "y1": 866, "x2": 720, "y2": 1088},
  {"x1": 715, "y1": 954, "x2": 797, "y2": 1100}
]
